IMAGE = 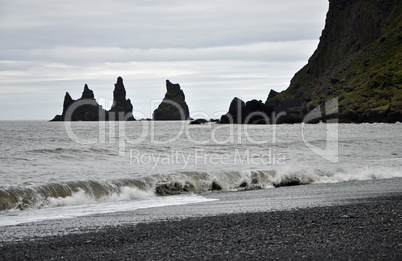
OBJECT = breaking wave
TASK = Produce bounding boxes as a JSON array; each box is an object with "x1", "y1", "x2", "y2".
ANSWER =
[{"x1": 1, "y1": 166, "x2": 401, "y2": 211}]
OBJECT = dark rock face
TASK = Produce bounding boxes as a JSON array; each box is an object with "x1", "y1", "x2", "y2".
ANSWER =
[
  {"x1": 112, "y1": 77, "x2": 126, "y2": 103},
  {"x1": 219, "y1": 97, "x2": 246, "y2": 124},
  {"x1": 384, "y1": 111, "x2": 402, "y2": 123},
  {"x1": 109, "y1": 77, "x2": 135, "y2": 121},
  {"x1": 51, "y1": 85, "x2": 105, "y2": 121},
  {"x1": 190, "y1": 119, "x2": 208, "y2": 125},
  {"x1": 51, "y1": 77, "x2": 135, "y2": 121},
  {"x1": 62, "y1": 92, "x2": 74, "y2": 116},
  {"x1": 81, "y1": 84, "x2": 95, "y2": 100},
  {"x1": 340, "y1": 109, "x2": 359, "y2": 123},
  {"x1": 220, "y1": 98, "x2": 272, "y2": 124},
  {"x1": 153, "y1": 80, "x2": 191, "y2": 120},
  {"x1": 244, "y1": 99, "x2": 272, "y2": 124},
  {"x1": 222, "y1": 0, "x2": 402, "y2": 124},
  {"x1": 266, "y1": 90, "x2": 278, "y2": 101}
]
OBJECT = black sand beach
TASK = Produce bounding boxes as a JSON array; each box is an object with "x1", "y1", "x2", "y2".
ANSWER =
[{"x1": 1, "y1": 193, "x2": 401, "y2": 260}]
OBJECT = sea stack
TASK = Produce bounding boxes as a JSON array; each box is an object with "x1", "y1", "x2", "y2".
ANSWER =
[
  {"x1": 51, "y1": 84, "x2": 104, "y2": 121},
  {"x1": 51, "y1": 77, "x2": 135, "y2": 121},
  {"x1": 153, "y1": 80, "x2": 191, "y2": 120},
  {"x1": 219, "y1": 97, "x2": 271, "y2": 124},
  {"x1": 219, "y1": 97, "x2": 246, "y2": 124},
  {"x1": 109, "y1": 77, "x2": 135, "y2": 121}
]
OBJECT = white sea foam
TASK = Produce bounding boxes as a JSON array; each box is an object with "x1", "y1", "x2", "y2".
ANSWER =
[
  {"x1": 44, "y1": 186, "x2": 153, "y2": 208},
  {"x1": 1, "y1": 165, "x2": 401, "y2": 213},
  {"x1": 0, "y1": 166, "x2": 400, "y2": 226},
  {"x1": 0, "y1": 193, "x2": 217, "y2": 227}
]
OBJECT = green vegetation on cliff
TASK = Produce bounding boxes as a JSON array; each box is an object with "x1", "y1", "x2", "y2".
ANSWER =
[{"x1": 266, "y1": 0, "x2": 402, "y2": 123}]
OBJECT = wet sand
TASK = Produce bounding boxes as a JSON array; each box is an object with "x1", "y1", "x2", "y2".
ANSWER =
[{"x1": 1, "y1": 194, "x2": 401, "y2": 260}]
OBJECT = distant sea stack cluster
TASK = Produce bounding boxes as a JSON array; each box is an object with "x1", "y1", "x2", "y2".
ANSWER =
[
  {"x1": 51, "y1": 78, "x2": 191, "y2": 121},
  {"x1": 220, "y1": 0, "x2": 402, "y2": 124},
  {"x1": 51, "y1": 77, "x2": 134, "y2": 121}
]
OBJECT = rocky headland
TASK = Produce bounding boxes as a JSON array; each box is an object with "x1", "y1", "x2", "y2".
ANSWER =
[
  {"x1": 51, "y1": 77, "x2": 135, "y2": 121},
  {"x1": 153, "y1": 80, "x2": 191, "y2": 120},
  {"x1": 220, "y1": 0, "x2": 402, "y2": 124}
]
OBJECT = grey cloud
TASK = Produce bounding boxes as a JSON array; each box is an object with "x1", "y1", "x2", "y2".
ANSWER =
[
  {"x1": 2, "y1": 40, "x2": 318, "y2": 64},
  {"x1": 0, "y1": 0, "x2": 328, "y2": 49},
  {"x1": 0, "y1": 58, "x2": 306, "y2": 120}
]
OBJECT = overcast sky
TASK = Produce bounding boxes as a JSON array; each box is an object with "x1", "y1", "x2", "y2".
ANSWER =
[{"x1": 0, "y1": 0, "x2": 328, "y2": 120}]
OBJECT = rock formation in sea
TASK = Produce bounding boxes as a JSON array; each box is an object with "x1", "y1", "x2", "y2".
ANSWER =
[
  {"x1": 220, "y1": 0, "x2": 402, "y2": 124},
  {"x1": 109, "y1": 77, "x2": 135, "y2": 121},
  {"x1": 153, "y1": 80, "x2": 191, "y2": 120},
  {"x1": 51, "y1": 77, "x2": 135, "y2": 121},
  {"x1": 219, "y1": 97, "x2": 272, "y2": 124},
  {"x1": 51, "y1": 84, "x2": 105, "y2": 121},
  {"x1": 190, "y1": 119, "x2": 208, "y2": 125},
  {"x1": 220, "y1": 97, "x2": 246, "y2": 124}
]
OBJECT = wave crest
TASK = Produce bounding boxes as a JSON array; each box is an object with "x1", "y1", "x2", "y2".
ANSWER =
[{"x1": 1, "y1": 166, "x2": 401, "y2": 211}]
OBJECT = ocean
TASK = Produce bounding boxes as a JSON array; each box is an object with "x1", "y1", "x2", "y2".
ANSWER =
[{"x1": 0, "y1": 121, "x2": 401, "y2": 238}]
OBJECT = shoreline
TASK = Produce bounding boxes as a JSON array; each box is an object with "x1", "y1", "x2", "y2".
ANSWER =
[{"x1": 1, "y1": 193, "x2": 401, "y2": 260}]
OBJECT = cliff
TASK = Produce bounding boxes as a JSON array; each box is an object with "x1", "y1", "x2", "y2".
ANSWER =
[
  {"x1": 153, "y1": 80, "x2": 191, "y2": 120},
  {"x1": 51, "y1": 77, "x2": 135, "y2": 121},
  {"x1": 223, "y1": 0, "x2": 402, "y2": 123}
]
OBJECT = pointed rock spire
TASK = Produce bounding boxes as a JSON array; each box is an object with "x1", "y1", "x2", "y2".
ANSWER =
[
  {"x1": 110, "y1": 77, "x2": 134, "y2": 114},
  {"x1": 62, "y1": 92, "x2": 75, "y2": 116},
  {"x1": 80, "y1": 84, "x2": 95, "y2": 100}
]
